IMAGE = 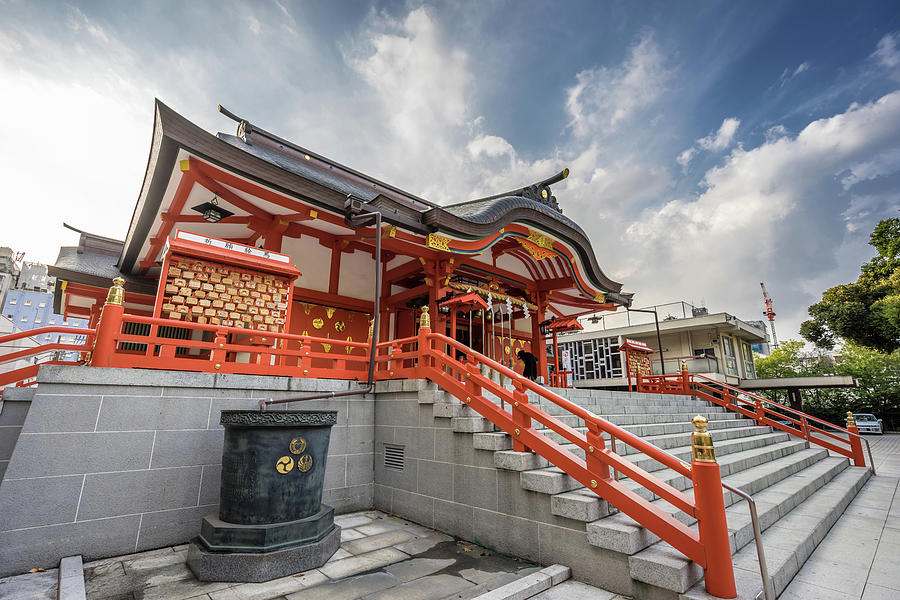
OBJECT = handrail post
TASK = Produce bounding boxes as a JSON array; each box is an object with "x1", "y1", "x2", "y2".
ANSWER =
[
  {"x1": 585, "y1": 420, "x2": 610, "y2": 481},
  {"x1": 89, "y1": 277, "x2": 126, "y2": 368},
  {"x1": 636, "y1": 372, "x2": 643, "y2": 392},
  {"x1": 511, "y1": 381, "x2": 531, "y2": 452},
  {"x1": 212, "y1": 329, "x2": 227, "y2": 369},
  {"x1": 466, "y1": 354, "x2": 481, "y2": 398},
  {"x1": 417, "y1": 308, "x2": 431, "y2": 377},
  {"x1": 690, "y1": 415, "x2": 737, "y2": 599},
  {"x1": 755, "y1": 399, "x2": 764, "y2": 425},
  {"x1": 845, "y1": 412, "x2": 866, "y2": 467},
  {"x1": 681, "y1": 360, "x2": 690, "y2": 395}
]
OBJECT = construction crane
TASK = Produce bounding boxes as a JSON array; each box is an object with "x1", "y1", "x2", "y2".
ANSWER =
[{"x1": 760, "y1": 282, "x2": 779, "y2": 349}]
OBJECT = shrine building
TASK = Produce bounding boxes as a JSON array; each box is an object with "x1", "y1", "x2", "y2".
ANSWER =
[{"x1": 45, "y1": 100, "x2": 631, "y2": 383}]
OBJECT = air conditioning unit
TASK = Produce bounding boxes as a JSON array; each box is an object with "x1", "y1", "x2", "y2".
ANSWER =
[{"x1": 692, "y1": 307, "x2": 708, "y2": 317}]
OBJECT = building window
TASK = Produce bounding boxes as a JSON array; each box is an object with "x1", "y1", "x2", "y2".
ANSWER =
[
  {"x1": 20, "y1": 316, "x2": 28, "y2": 322},
  {"x1": 35, "y1": 318, "x2": 42, "y2": 324},
  {"x1": 45, "y1": 334, "x2": 51, "y2": 340},
  {"x1": 722, "y1": 337, "x2": 739, "y2": 377},
  {"x1": 9, "y1": 298, "x2": 16, "y2": 305},
  {"x1": 742, "y1": 343, "x2": 755, "y2": 379},
  {"x1": 49, "y1": 319, "x2": 56, "y2": 324},
  {"x1": 24, "y1": 300, "x2": 31, "y2": 306},
  {"x1": 38, "y1": 301, "x2": 46, "y2": 308}
]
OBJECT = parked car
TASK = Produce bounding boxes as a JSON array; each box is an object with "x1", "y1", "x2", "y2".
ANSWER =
[{"x1": 853, "y1": 413, "x2": 883, "y2": 435}]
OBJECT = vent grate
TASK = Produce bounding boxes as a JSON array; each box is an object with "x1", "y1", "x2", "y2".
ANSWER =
[{"x1": 384, "y1": 444, "x2": 405, "y2": 471}]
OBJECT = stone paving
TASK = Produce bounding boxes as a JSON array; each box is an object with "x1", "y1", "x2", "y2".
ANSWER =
[
  {"x1": 780, "y1": 433, "x2": 900, "y2": 600},
  {"x1": 0, "y1": 510, "x2": 544, "y2": 600}
]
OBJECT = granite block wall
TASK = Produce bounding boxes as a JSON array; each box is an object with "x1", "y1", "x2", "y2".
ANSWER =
[
  {"x1": 0, "y1": 366, "x2": 374, "y2": 576},
  {"x1": 372, "y1": 391, "x2": 635, "y2": 593},
  {"x1": 0, "y1": 387, "x2": 33, "y2": 482}
]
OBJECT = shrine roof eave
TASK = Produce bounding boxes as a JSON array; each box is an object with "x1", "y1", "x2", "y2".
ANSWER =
[
  {"x1": 423, "y1": 198, "x2": 630, "y2": 306},
  {"x1": 121, "y1": 100, "x2": 400, "y2": 274}
]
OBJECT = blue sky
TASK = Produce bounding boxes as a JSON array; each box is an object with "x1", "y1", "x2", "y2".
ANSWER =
[{"x1": 1, "y1": 1, "x2": 899, "y2": 344}]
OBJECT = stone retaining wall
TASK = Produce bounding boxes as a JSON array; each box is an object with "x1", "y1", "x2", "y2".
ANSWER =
[{"x1": 0, "y1": 366, "x2": 374, "y2": 576}]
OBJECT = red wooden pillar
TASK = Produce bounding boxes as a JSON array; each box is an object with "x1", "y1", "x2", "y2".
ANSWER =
[
  {"x1": 690, "y1": 415, "x2": 737, "y2": 599},
  {"x1": 530, "y1": 294, "x2": 548, "y2": 383},
  {"x1": 846, "y1": 412, "x2": 866, "y2": 467},
  {"x1": 90, "y1": 278, "x2": 126, "y2": 368}
]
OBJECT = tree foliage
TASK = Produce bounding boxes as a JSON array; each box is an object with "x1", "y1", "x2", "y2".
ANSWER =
[
  {"x1": 753, "y1": 340, "x2": 900, "y2": 428},
  {"x1": 801, "y1": 215, "x2": 900, "y2": 352}
]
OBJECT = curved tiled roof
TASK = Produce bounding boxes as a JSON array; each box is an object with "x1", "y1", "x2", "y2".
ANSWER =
[{"x1": 433, "y1": 196, "x2": 587, "y2": 238}]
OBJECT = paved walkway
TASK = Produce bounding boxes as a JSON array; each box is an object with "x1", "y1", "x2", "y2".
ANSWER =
[
  {"x1": 0, "y1": 510, "x2": 544, "y2": 600},
  {"x1": 781, "y1": 433, "x2": 900, "y2": 600}
]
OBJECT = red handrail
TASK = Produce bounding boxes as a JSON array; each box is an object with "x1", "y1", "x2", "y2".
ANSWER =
[
  {"x1": 0, "y1": 326, "x2": 95, "y2": 386},
  {"x1": 639, "y1": 371, "x2": 866, "y2": 467},
  {"x1": 415, "y1": 328, "x2": 737, "y2": 596}
]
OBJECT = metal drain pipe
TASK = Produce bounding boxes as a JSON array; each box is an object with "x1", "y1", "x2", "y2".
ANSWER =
[{"x1": 259, "y1": 197, "x2": 382, "y2": 410}]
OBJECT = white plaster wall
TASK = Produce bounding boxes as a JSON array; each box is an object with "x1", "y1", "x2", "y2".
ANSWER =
[{"x1": 281, "y1": 236, "x2": 331, "y2": 293}]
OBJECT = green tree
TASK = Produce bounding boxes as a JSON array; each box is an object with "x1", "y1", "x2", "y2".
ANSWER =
[
  {"x1": 834, "y1": 343, "x2": 900, "y2": 422},
  {"x1": 801, "y1": 215, "x2": 900, "y2": 352}
]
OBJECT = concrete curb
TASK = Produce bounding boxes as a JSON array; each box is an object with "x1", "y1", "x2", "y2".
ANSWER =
[
  {"x1": 473, "y1": 564, "x2": 571, "y2": 600},
  {"x1": 57, "y1": 555, "x2": 85, "y2": 600}
]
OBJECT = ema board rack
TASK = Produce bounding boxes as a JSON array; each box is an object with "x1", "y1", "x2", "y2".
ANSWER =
[{"x1": 153, "y1": 230, "x2": 301, "y2": 333}]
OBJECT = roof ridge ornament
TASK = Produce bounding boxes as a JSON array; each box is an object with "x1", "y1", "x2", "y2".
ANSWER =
[{"x1": 469, "y1": 168, "x2": 570, "y2": 214}]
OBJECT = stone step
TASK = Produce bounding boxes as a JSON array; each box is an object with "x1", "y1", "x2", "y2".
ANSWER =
[
  {"x1": 554, "y1": 447, "x2": 828, "y2": 525},
  {"x1": 538, "y1": 403, "x2": 727, "y2": 417},
  {"x1": 539, "y1": 416, "x2": 752, "y2": 445},
  {"x1": 627, "y1": 463, "x2": 871, "y2": 597},
  {"x1": 471, "y1": 564, "x2": 570, "y2": 600},
  {"x1": 621, "y1": 431, "x2": 794, "y2": 475},
  {"x1": 515, "y1": 434, "x2": 803, "y2": 501},
  {"x1": 586, "y1": 453, "x2": 845, "y2": 556},
  {"x1": 528, "y1": 411, "x2": 739, "y2": 431}
]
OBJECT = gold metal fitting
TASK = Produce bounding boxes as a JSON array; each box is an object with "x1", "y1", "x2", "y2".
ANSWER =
[
  {"x1": 390, "y1": 371, "x2": 394, "y2": 376},
  {"x1": 219, "y1": 343, "x2": 224, "y2": 348},
  {"x1": 846, "y1": 411, "x2": 856, "y2": 428},
  {"x1": 419, "y1": 306, "x2": 431, "y2": 329},
  {"x1": 303, "y1": 369, "x2": 308, "y2": 375},
  {"x1": 368, "y1": 319, "x2": 375, "y2": 339},
  {"x1": 590, "y1": 480, "x2": 598, "y2": 488},
  {"x1": 465, "y1": 396, "x2": 471, "y2": 403},
  {"x1": 515, "y1": 428, "x2": 520, "y2": 436},
  {"x1": 106, "y1": 277, "x2": 125, "y2": 305},
  {"x1": 681, "y1": 359, "x2": 688, "y2": 372},
  {"x1": 588, "y1": 445, "x2": 594, "y2": 453},
  {"x1": 214, "y1": 363, "x2": 221, "y2": 370},
  {"x1": 691, "y1": 415, "x2": 716, "y2": 463},
  {"x1": 514, "y1": 401, "x2": 519, "y2": 407}
]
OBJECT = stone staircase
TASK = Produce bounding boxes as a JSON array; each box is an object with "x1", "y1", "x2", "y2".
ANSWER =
[{"x1": 411, "y1": 381, "x2": 871, "y2": 600}]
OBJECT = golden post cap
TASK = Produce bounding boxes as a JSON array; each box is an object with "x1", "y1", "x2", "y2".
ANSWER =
[
  {"x1": 419, "y1": 306, "x2": 431, "y2": 329},
  {"x1": 106, "y1": 277, "x2": 126, "y2": 305},
  {"x1": 846, "y1": 411, "x2": 856, "y2": 427},
  {"x1": 691, "y1": 415, "x2": 716, "y2": 463}
]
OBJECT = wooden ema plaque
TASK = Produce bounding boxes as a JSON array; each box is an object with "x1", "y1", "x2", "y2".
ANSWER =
[
  {"x1": 154, "y1": 231, "x2": 300, "y2": 334},
  {"x1": 160, "y1": 257, "x2": 290, "y2": 332},
  {"x1": 618, "y1": 338, "x2": 656, "y2": 390}
]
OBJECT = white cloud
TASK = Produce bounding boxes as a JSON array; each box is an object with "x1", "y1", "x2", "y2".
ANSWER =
[
  {"x1": 248, "y1": 16, "x2": 261, "y2": 36},
  {"x1": 793, "y1": 61, "x2": 810, "y2": 76},
  {"x1": 873, "y1": 32, "x2": 900, "y2": 70},
  {"x1": 676, "y1": 117, "x2": 740, "y2": 167},
  {"x1": 565, "y1": 32, "x2": 672, "y2": 136},
  {"x1": 626, "y1": 91, "x2": 900, "y2": 339}
]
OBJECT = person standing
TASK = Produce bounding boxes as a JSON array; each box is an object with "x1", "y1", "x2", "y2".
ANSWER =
[{"x1": 517, "y1": 349, "x2": 538, "y2": 381}]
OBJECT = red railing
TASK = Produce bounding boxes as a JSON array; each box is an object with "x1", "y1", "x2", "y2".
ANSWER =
[
  {"x1": 99, "y1": 313, "x2": 377, "y2": 380},
  {"x1": 0, "y1": 326, "x2": 94, "y2": 387},
  {"x1": 637, "y1": 370, "x2": 867, "y2": 467},
  {"x1": 409, "y1": 323, "x2": 737, "y2": 598}
]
